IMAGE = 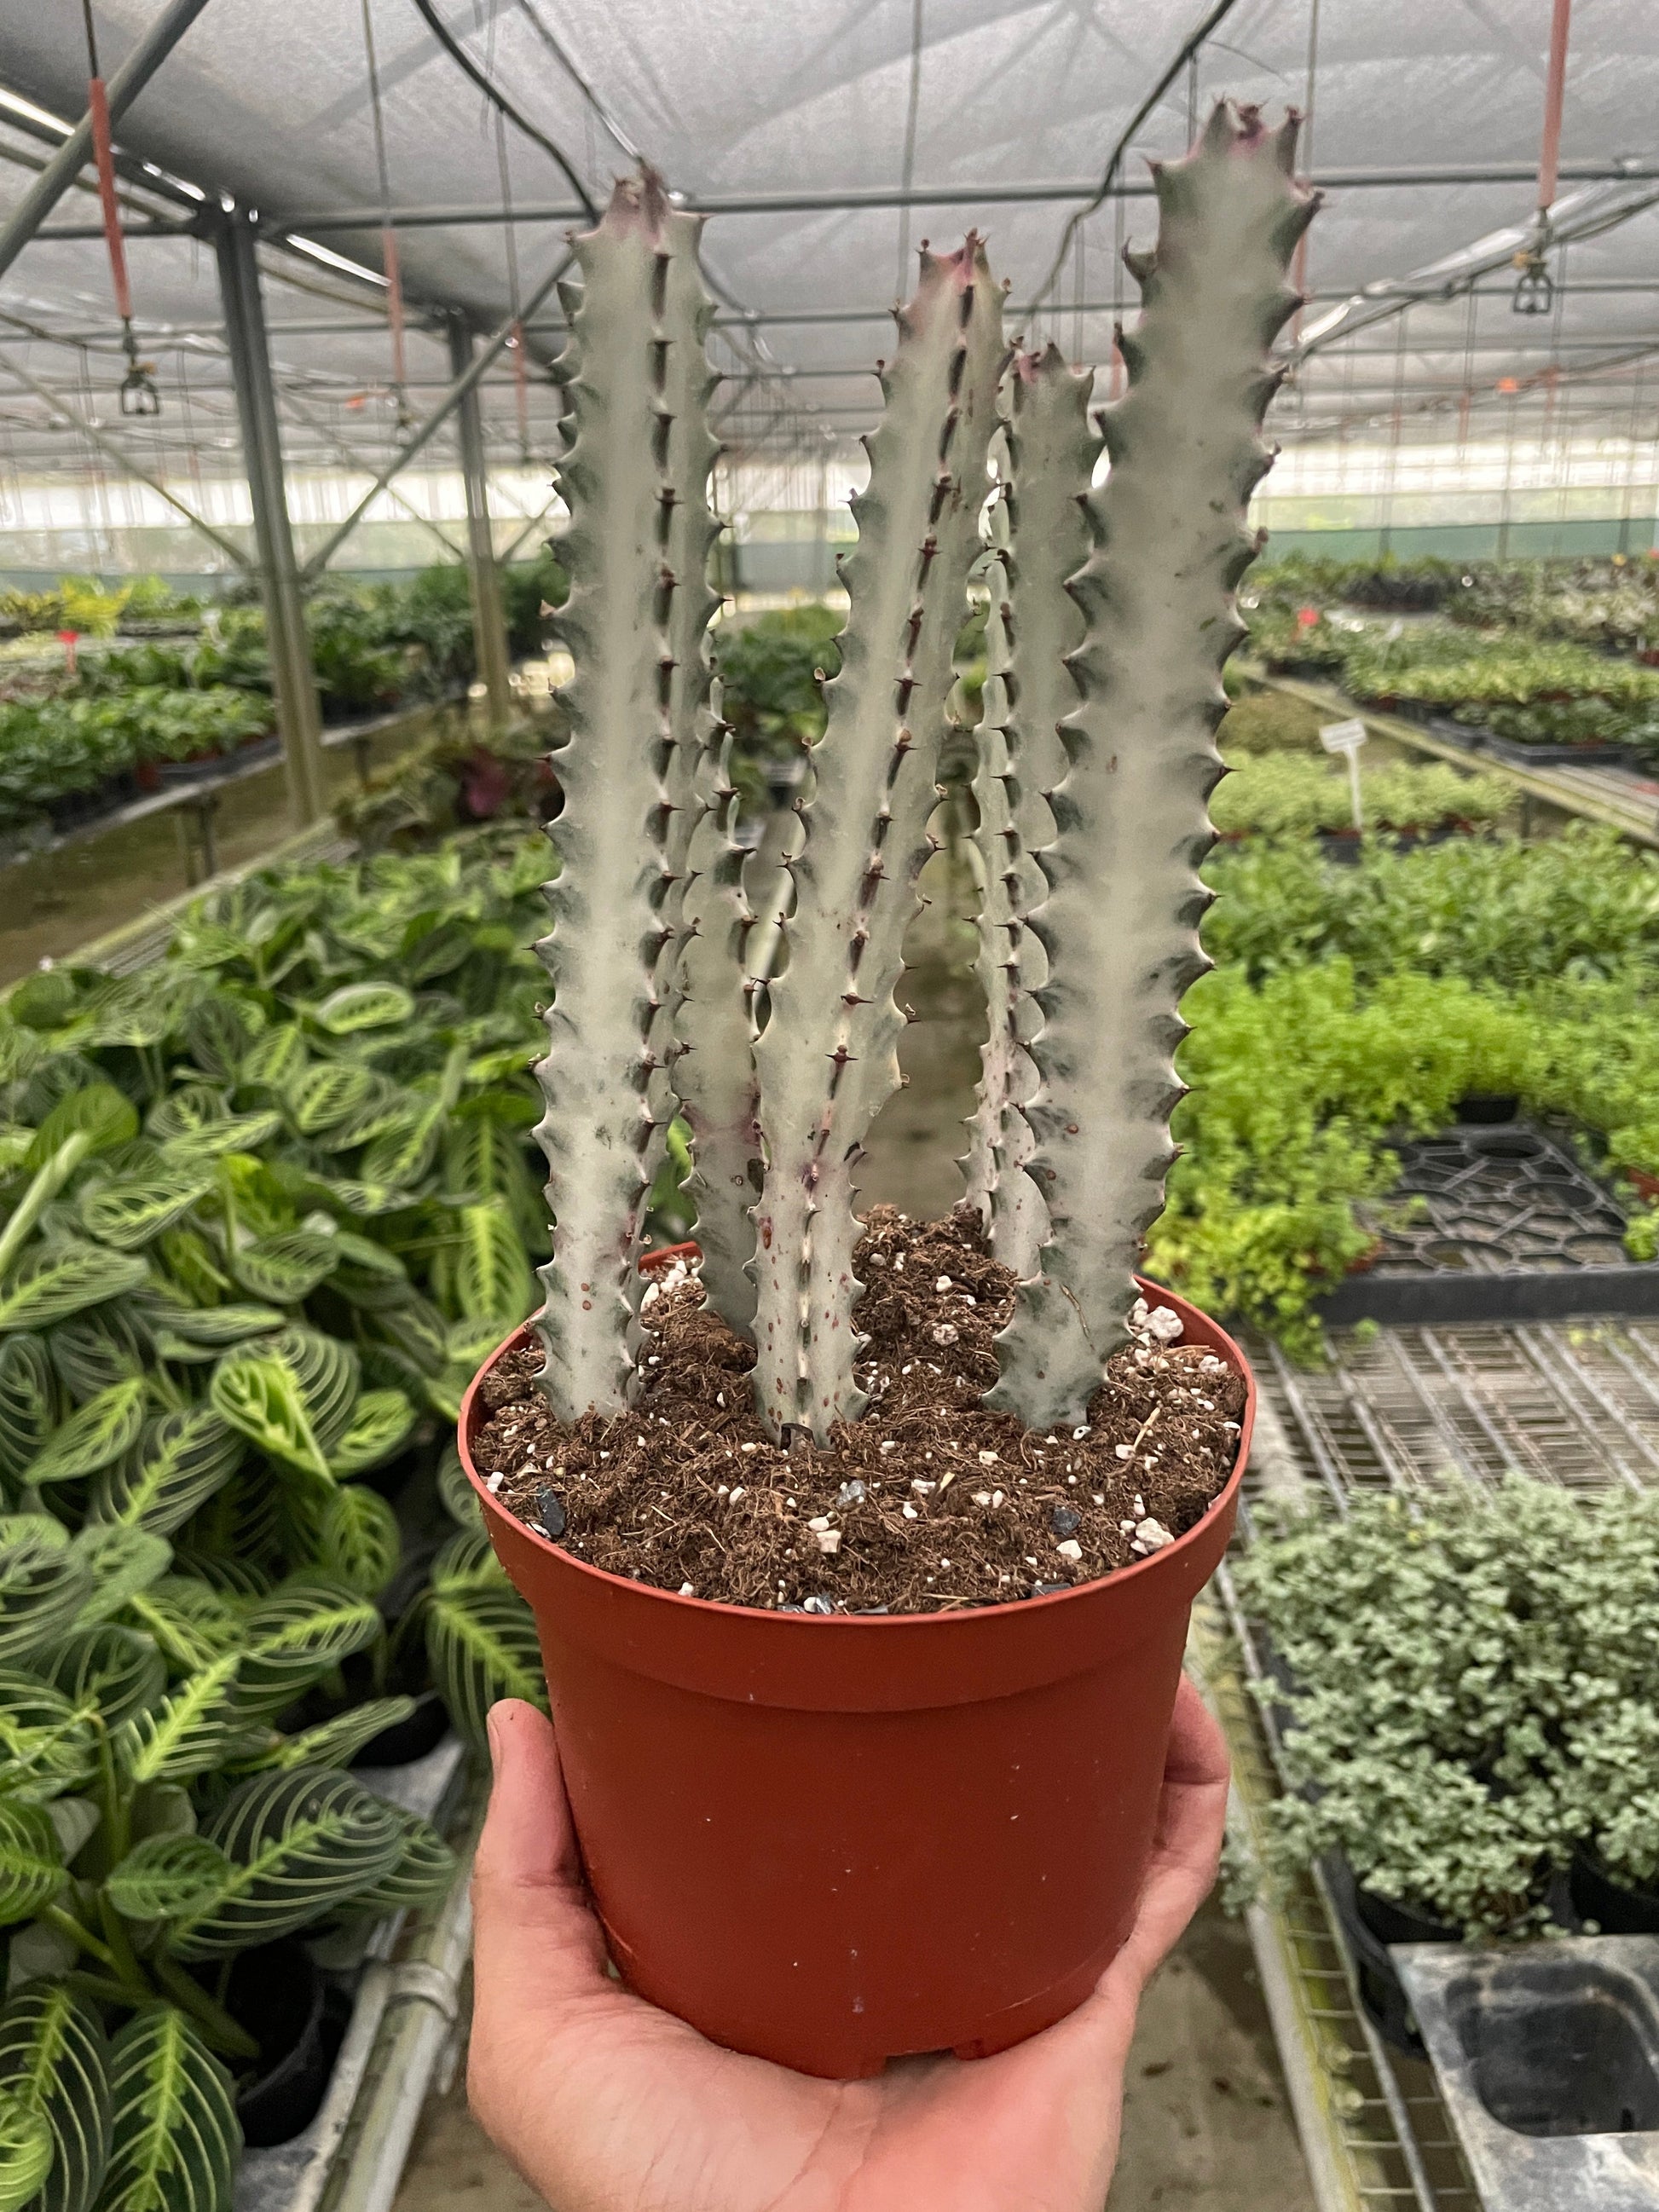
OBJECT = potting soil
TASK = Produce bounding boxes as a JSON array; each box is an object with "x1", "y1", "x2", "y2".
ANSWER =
[{"x1": 477, "y1": 1205, "x2": 1243, "y2": 1612}]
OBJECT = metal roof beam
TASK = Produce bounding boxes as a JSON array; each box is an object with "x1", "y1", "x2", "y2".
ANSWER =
[
  {"x1": 264, "y1": 159, "x2": 1659, "y2": 234},
  {"x1": 0, "y1": 0, "x2": 216, "y2": 281}
]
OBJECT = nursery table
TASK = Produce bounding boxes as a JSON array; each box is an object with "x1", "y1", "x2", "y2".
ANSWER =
[{"x1": 1254, "y1": 672, "x2": 1659, "y2": 852}]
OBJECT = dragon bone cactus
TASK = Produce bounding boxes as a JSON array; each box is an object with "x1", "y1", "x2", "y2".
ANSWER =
[
  {"x1": 962, "y1": 345, "x2": 1095, "y2": 1281},
  {"x1": 532, "y1": 108, "x2": 1311, "y2": 1446},
  {"x1": 531, "y1": 170, "x2": 717, "y2": 1425},
  {"x1": 986, "y1": 101, "x2": 1316, "y2": 1429}
]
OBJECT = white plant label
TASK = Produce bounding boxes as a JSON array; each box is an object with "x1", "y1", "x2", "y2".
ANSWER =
[{"x1": 1318, "y1": 719, "x2": 1367, "y2": 831}]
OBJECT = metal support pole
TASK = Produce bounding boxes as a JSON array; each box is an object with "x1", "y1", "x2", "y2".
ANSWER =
[
  {"x1": 0, "y1": 0, "x2": 216, "y2": 283},
  {"x1": 214, "y1": 211, "x2": 327, "y2": 827},
  {"x1": 448, "y1": 315, "x2": 513, "y2": 731}
]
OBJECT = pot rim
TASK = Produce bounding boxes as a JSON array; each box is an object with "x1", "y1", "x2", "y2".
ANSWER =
[{"x1": 461, "y1": 1272, "x2": 1253, "y2": 1631}]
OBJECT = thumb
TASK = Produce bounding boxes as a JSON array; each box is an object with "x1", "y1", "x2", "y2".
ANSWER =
[{"x1": 471, "y1": 1699, "x2": 611, "y2": 2001}]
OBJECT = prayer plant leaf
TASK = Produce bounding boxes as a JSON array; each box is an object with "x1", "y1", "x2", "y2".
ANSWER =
[
  {"x1": 436, "y1": 1444, "x2": 483, "y2": 1531},
  {"x1": 232, "y1": 1697, "x2": 415, "y2": 1776},
  {"x1": 228, "y1": 1233, "x2": 340, "y2": 1308},
  {"x1": 90, "y1": 1411, "x2": 243, "y2": 1539},
  {"x1": 66, "y1": 1528, "x2": 171, "y2": 1628},
  {"x1": 314, "y1": 984, "x2": 414, "y2": 1035},
  {"x1": 77, "y1": 1172, "x2": 212, "y2": 1254},
  {"x1": 326, "y1": 1391, "x2": 414, "y2": 1481},
  {"x1": 0, "y1": 1671, "x2": 101, "y2": 1803},
  {"x1": 0, "y1": 1250, "x2": 148, "y2": 1336},
  {"x1": 208, "y1": 1326, "x2": 357, "y2": 1482},
  {"x1": 0, "y1": 2090, "x2": 53, "y2": 2212},
  {"x1": 43, "y1": 1308, "x2": 148, "y2": 1401},
  {"x1": 286, "y1": 1064, "x2": 375, "y2": 1137},
  {"x1": 112, "y1": 1655, "x2": 241, "y2": 1789},
  {"x1": 141, "y1": 1306, "x2": 282, "y2": 1352},
  {"x1": 103, "y1": 1837, "x2": 234, "y2": 1927},
  {"x1": 99, "y1": 2007, "x2": 239, "y2": 2212},
  {"x1": 167, "y1": 1767, "x2": 405, "y2": 1959},
  {"x1": 0, "y1": 1342, "x2": 56, "y2": 1487},
  {"x1": 0, "y1": 1522, "x2": 92, "y2": 1670},
  {"x1": 0, "y1": 1802, "x2": 64, "y2": 1927},
  {"x1": 232, "y1": 1578, "x2": 381, "y2": 1722},
  {"x1": 25, "y1": 1383, "x2": 147, "y2": 1489},
  {"x1": 45, "y1": 1626, "x2": 165, "y2": 1736},
  {"x1": 314, "y1": 1488, "x2": 401, "y2": 1597},
  {"x1": 425, "y1": 1583, "x2": 544, "y2": 1758},
  {"x1": 0, "y1": 1980, "x2": 111, "y2": 2212},
  {"x1": 340, "y1": 1804, "x2": 456, "y2": 1919},
  {"x1": 24, "y1": 1087, "x2": 137, "y2": 1172},
  {"x1": 448, "y1": 1206, "x2": 535, "y2": 1331}
]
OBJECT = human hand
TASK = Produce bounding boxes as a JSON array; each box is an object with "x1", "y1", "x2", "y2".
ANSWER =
[{"x1": 469, "y1": 1678, "x2": 1229, "y2": 2212}]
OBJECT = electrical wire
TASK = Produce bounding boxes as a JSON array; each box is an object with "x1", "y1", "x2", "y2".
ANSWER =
[
  {"x1": 408, "y1": 0, "x2": 598, "y2": 222},
  {"x1": 1020, "y1": 0, "x2": 1242, "y2": 326},
  {"x1": 512, "y1": 0, "x2": 641, "y2": 165}
]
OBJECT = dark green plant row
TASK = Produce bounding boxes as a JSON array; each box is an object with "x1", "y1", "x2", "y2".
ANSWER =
[
  {"x1": 0, "y1": 827, "x2": 558, "y2": 2203},
  {"x1": 1234, "y1": 1479, "x2": 1659, "y2": 1938},
  {"x1": 0, "y1": 557, "x2": 568, "y2": 844}
]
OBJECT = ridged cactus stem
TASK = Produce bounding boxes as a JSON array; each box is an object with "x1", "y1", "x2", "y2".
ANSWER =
[
  {"x1": 963, "y1": 349, "x2": 1095, "y2": 1277},
  {"x1": 989, "y1": 104, "x2": 1316, "y2": 1430},
  {"x1": 749, "y1": 239, "x2": 1005, "y2": 1442},
  {"x1": 531, "y1": 170, "x2": 718, "y2": 1426},
  {"x1": 674, "y1": 676, "x2": 765, "y2": 1331}
]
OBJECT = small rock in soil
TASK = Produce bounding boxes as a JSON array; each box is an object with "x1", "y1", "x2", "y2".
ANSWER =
[
  {"x1": 535, "y1": 1486, "x2": 566, "y2": 1539},
  {"x1": 1050, "y1": 1505, "x2": 1083, "y2": 1539}
]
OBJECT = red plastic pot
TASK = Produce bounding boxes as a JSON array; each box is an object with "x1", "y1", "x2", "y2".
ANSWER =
[{"x1": 461, "y1": 1277, "x2": 1254, "y2": 2079}]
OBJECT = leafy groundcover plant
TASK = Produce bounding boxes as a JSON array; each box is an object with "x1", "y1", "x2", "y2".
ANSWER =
[
  {"x1": 1211, "y1": 752, "x2": 1511, "y2": 840},
  {"x1": 0, "y1": 831, "x2": 559, "y2": 2208},
  {"x1": 1233, "y1": 1478, "x2": 1659, "y2": 1937}
]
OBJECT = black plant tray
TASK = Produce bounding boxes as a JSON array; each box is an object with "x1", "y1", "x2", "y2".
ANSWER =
[
  {"x1": 1316, "y1": 1120, "x2": 1659, "y2": 1328},
  {"x1": 1419, "y1": 713, "x2": 1636, "y2": 768}
]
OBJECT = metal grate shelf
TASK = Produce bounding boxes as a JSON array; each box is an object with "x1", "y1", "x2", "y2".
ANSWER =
[{"x1": 1198, "y1": 1314, "x2": 1659, "y2": 2211}]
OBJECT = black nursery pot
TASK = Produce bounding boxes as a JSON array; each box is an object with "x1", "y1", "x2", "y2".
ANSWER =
[
  {"x1": 1569, "y1": 1845, "x2": 1659, "y2": 1936},
  {"x1": 225, "y1": 1942, "x2": 340, "y2": 2147},
  {"x1": 1325, "y1": 1857, "x2": 1460, "y2": 2055}
]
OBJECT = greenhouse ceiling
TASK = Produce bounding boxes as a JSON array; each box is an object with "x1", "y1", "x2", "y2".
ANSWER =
[{"x1": 0, "y1": 0, "x2": 1656, "y2": 503}]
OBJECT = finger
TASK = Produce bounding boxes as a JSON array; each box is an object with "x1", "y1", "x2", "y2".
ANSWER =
[
  {"x1": 1106, "y1": 1677, "x2": 1231, "y2": 1992},
  {"x1": 471, "y1": 1700, "x2": 612, "y2": 2001}
]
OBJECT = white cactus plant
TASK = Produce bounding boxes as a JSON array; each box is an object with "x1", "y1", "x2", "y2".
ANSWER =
[{"x1": 532, "y1": 108, "x2": 1315, "y2": 1445}]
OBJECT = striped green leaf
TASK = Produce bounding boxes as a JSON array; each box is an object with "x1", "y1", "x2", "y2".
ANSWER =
[
  {"x1": 426, "y1": 1585, "x2": 545, "y2": 1758},
  {"x1": 24, "y1": 1088, "x2": 136, "y2": 1172},
  {"x1": 104, "y1": 1837, "x2": 233, "y2": 1926},
  {"x1": 0, "y1": 1670, "x2": 100, "y2": 1803},
  {"x1": 448, "y1": 1205, "x2": 535, "y2": 1331},
  {"x1": 293, "y1": 1176, "x2": 414, "y2": 1219},
  {"x1": 100, "y1": 2007, "x2": 238, "y2": 2212},
  {"x1": 208, "y1": 1328, "x2": 356, "y2": 1481},
  {"x1": 314, "y1": 1488, "x2": 400, "y2": 1598},
  {"x1": 0, "y1": 1801, "x2": 64, "y2": 1926},
  {"x1": 239, "y1": 1025, "x2": 307, "y2": 1090},
  {"x1": 0, "y1": 1342, "x2": 56, "y2": 1487},
  {"x1": 323, "y1": 1237, "x2": 411, "y2": 1313},
  {"x1": 431, "y1": 1529, "x2": 507, "y2": 1597},
  {"x1": 327, "y1": 1391, "x2": 414, "y2": 1481},
  {"x1": 314, "y1": 983, "x2": 414, "y2": 1035},
  {"x1": 167, "y1": 1768, "x2": 405, "y2": 1959},
  {"x1": 142, "y1": 1089, "x2": 227, "y2": 1147},
  {"x1": 286, "y1": 1064, "x2": 375, "y2": 1138},
  {"x1": 360, "y1": 1111, "x2": 441, "y2": 1193},
  {"x1": 341, "y1": 1804, "x2": 456, "y2": 1919},
  {"x1": 233, "y1": 1579, "x2": 381, "y2": 1722},
  {"x1": 233, "y1": 1697, "x2": 415, "y2": 1776},
  {"x1": 45, "y1": 1627, "x2": 165, "y2": 1736},
  {"x1": 121, "y1": 1579, "x2": 240, "y2": 1674},
  {"x1": 25, "y1": 1383, "x2": 146, "y2": 1489},
  {"x1": 112, "y1": 1655, "x2": 240, "y2": 1789},
  {"x1": 0, "y1": 1981, "x2": 111, "y2": 2212},
  {"x1": 90, "y1": 1411, "x2": 242, "y2": 1540},
  {"x1": 44, "y1": 1306, "x2": 149, "y2": 1402},
  {"x1": 142, "y1": 1307, "x2": 281, "y2": 1352},
  {"x1": 228, "y1": 1233, "x2": 339, "y2": 1307},
  {"x1": 0, "y1": 1250, "x2": 147, "y2": 1336},
  {"x1": 0, "y1": 2090, "x2": 52, "y2": 2212},
  {"x1": 77, "y1": 1173, "x2": 211, "y2": 1256},
  {"x1": 67, "y1": 1528, "x2": 171, "y2": 1629},
  {"x1": 311, "y1": 1085, "x2": 411, "y2": 1156},
  {"x1": 0, "y1": 1521, "x2": 91, "y2": 1671},
  {"x1": 435, "y1": 1444, "x2": 483, "y2": 1532},
  {"x1": 159, "y1": 1110, "x2": 282, "y2": 1164},
  {"x1": 182, "y1": 996, "x2": 263, "y2": 1085}
]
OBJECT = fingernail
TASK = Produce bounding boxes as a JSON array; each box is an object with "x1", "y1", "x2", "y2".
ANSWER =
[{"x1": 486, "y1": 1705, "x2": 504, "y2": 1766}]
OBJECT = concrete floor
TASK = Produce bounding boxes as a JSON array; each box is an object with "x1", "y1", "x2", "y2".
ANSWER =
[{"x1": 393, "y1": 1897, "x2": 1313, "y2": 2212}]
